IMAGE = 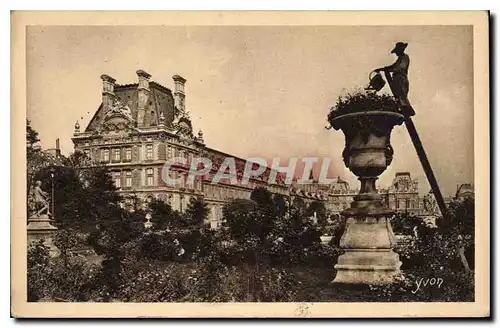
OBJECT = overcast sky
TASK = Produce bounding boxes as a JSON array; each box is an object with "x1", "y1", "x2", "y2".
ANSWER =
[{"x1": 26, "y1": 25, "x2": 473, "y2": 196}]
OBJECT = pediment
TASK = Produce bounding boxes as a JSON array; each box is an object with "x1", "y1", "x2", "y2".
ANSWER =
[{"x1": 102, "y1": 115, "x2": 136, "y2": 133}]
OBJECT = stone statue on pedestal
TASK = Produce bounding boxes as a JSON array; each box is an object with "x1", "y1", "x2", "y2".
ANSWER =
[{"x1": 29, "y1": 181, "x2": 51, "y2": 217}]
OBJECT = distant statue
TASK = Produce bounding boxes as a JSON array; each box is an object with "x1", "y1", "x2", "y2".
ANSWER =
[
  {"x1": 29, "y1": 180, "x2": 51, "y2": 216},
  {"x1": 374, "y1": 42, "x2": 413, "y2": 111},
  {"x1": 423, "y1": 192, "x2": 440, "y2": 216},
  {"x1": 108, "y1": 98, "x2": 133, "y2": 119}
]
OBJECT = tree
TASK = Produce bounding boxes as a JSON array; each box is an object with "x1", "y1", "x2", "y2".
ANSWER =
[
  {"x1": 35, "y1": 165, "x2": 86, "y2": 229},
  {"x1": 249, "y1": 187, "x2": 278, "y2": 243},
  {"x1": 274, "y1": 202, "x2": 322, "y2": 265},
  {"x1": 273, "y1": 194, "x2": 287, "y2": 218},
  {"x1": 291, "y1": 197, "x2": 306, "y2": 215},
  {"x1": 26, "y1": 119, "x2": 40, "y2": 149},
  {"x1": 446, "y1": 197, "x2": 475, "y2": 271},
  {"x1": 184, "y1": 197, "x2": 210, "y2": 228},
  {"x1": 148, "y1": 198, "x2": 175, "y2": 230},
  {"x1": 391, "y1": 213, "x2": 426, "y2": 236},
  {"x1": 26, "y1": 120, "x2": 50, "y2": 203},
  {"x1": 305, "y1": 200, "x2": 328, "y2": 229},
  {"x1": 222, "y1": 198, "x2": 259, "y2": 245},
  {"x1": 395, "y1": 198, "x2": 475, "y2": 273},
  {"x1": 447, "y1": 197, "x2": 474, "y2": 237},
  {"x1": 250, "y1": 187, "x2": 274, "y2": 209}
]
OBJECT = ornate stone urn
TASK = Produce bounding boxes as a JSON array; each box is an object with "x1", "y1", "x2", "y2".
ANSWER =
[{"x1": 329, "y1": 107, "x2": 405, "y2": 284}]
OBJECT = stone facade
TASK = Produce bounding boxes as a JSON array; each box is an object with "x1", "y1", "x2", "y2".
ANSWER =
[
  {"x1": 72, "y1": 70, "x2": 294, "y2": 229},
  {"x1": 381, "y1": 172, "x2": 421, "y2": 215},
  {"x1": 325, "y1": 172, "x2": 423, "y2": 219}
]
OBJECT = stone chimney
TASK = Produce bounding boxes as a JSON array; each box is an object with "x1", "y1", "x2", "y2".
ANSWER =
[
  {"x1": 136, "y1": 70, "x2": 152, "y2": 127},
  {"x1": 100, "y1": 74, "x2": 116, "y2": 109},
  {"x1": 172, "y1": 75, "x2": 187, "y2": 112},
  {"x1": 55, "y1": 138, "x2": 61, "y2": 157}
]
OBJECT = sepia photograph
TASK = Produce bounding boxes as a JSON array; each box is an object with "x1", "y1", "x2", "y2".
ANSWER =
[{"x1": 11, "y1": 11, "x2": 490, "y2": 318}]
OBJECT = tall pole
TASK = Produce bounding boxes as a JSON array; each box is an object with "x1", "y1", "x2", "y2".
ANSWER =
[
  {"x1": 383, "y1": 70, "x2": 449, "y2": 222},
  {"x1": 50, "y1": 170, "x2": 55, "y2": 221}
]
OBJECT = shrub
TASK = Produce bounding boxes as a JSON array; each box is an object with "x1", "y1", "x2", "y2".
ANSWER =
[
  {"x1": 327, "y1": 89, "x2": 399, "y2": 123},
  {"x1": 27, "y1": 241, "x2": 53, "y2": 301},
  {"x1": 27, "y1": 241, "x2": 101, "y2": 302}
]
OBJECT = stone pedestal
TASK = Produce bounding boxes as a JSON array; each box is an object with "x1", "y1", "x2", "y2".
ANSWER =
[
  {"x1": 27, "y1": 214, "x2": 59, "y2": 257},
  {"x1": 333, "y1": 215, "x2": 401, "y2": 284}
]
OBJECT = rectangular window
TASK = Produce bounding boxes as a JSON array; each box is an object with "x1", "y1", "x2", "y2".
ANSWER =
[
  {"x1": 179, "y1": 173, "x2": 185, "y2": 188},
  {"x1": 113, "y1": 148, "x2": 121, "y2": 161},
  {"x1": 146, "y1": 168, "x2": 154, "y2": 186},
  {"x1": 113, "y1": 172, "x2": 121, "y2": 188},
  {"x1": 125, "y1": 148, "x2": 132, "y2": 161},
  {"x1": 146, "y1": 144, "x2": 153, "y2": 160},
  {"x1": 406, "y1": 199, "x2": 411, "y2": 209},
  {"x1": 125, "y1": 171, "x2": 132, "y2": 187},
  {"x1": 102, "y1": 149, "x2": 110, "y2": 162}
]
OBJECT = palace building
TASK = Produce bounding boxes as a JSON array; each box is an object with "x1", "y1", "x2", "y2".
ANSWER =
[
  {"x1": 72, "y1": 70, "x2": 303, "y2": 228},
  {"x1": 72, "y1": 70, "x2": 424, "y2": 228}
]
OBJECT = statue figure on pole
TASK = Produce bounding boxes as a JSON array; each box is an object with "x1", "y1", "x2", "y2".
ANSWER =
[{"x1": 374, "y1": 42, "x2": 415, "y2": 116}]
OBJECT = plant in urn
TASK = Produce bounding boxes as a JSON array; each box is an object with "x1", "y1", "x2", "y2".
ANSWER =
[{"x1": 327, "y1": 91, "x2": 404, "y2": 284}]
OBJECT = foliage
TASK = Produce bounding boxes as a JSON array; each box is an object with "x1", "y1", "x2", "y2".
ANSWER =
[
  {"x1": 135, "y1": 230, "x2": 184, "y2": 262},
  {"x1": 326, "y1": 215, "x2": 347, "y2": 246},
  {"x1": 249, "y1": 187, "x2": 280, "y2": 241},
  {"x1": 26, "y1": 119, "x2": 476, "y2": 304},
  {"x1": 26, "y1": 119, "x2": 40, "y2": 149},
  {"x1": 440, "y1": 197, "x2": 475, "y2": 236},
  {"x1": 113, "y1": 260, "x2": 299, "y2": 302},
  {"x1": 305, "y1": 200, "x2": 328, "y2": 229},
  {"x1": 221, "y1": 199, "x2": 259, "y2": 245},
  {"x1": 27, "y1": 241, "x2": 101, "y2": 302},
  {"x1": 391, "y1": 213, "x2": 426, "y2": 235},
  {"x1": 27, "y1": 241, "x2": 53, "y2": 301},
  {"x1": 385, "y1": 198, "x2": 476, "y2": 301},
  {"x1": 273, "y1": 194, "x2": 287, "y2": 217},
  {"x1": 184, "y1": 197, "x2": 210, "y2": 228},
  {"x1": 394, "y1": 198, "x2": 475, "y2": 271},
  {"x1": 271, "y1": 207, "x2": 323, "y2": 266},
  {"x1": 26, "y1": 120, "x2": 52, "y2": 207},
  {"x1": 148, "y1": 198, "x2": 176, "y2": 230},
  {"x1": 327, "y1": 89, "x2": 400, "y2": 125}
]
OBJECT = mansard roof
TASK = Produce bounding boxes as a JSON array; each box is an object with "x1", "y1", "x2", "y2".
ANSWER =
[{"x1": 85, "y1": 77, "x2": 176, "y2": 133}]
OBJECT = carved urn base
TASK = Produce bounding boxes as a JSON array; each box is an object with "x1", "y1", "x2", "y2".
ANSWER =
[
  {"x1": 27, "y1": 214, "x2": 59, "y2": 257},
  {"x1": 333, "y1": 215, "x2": 401, "y2": 285}
]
